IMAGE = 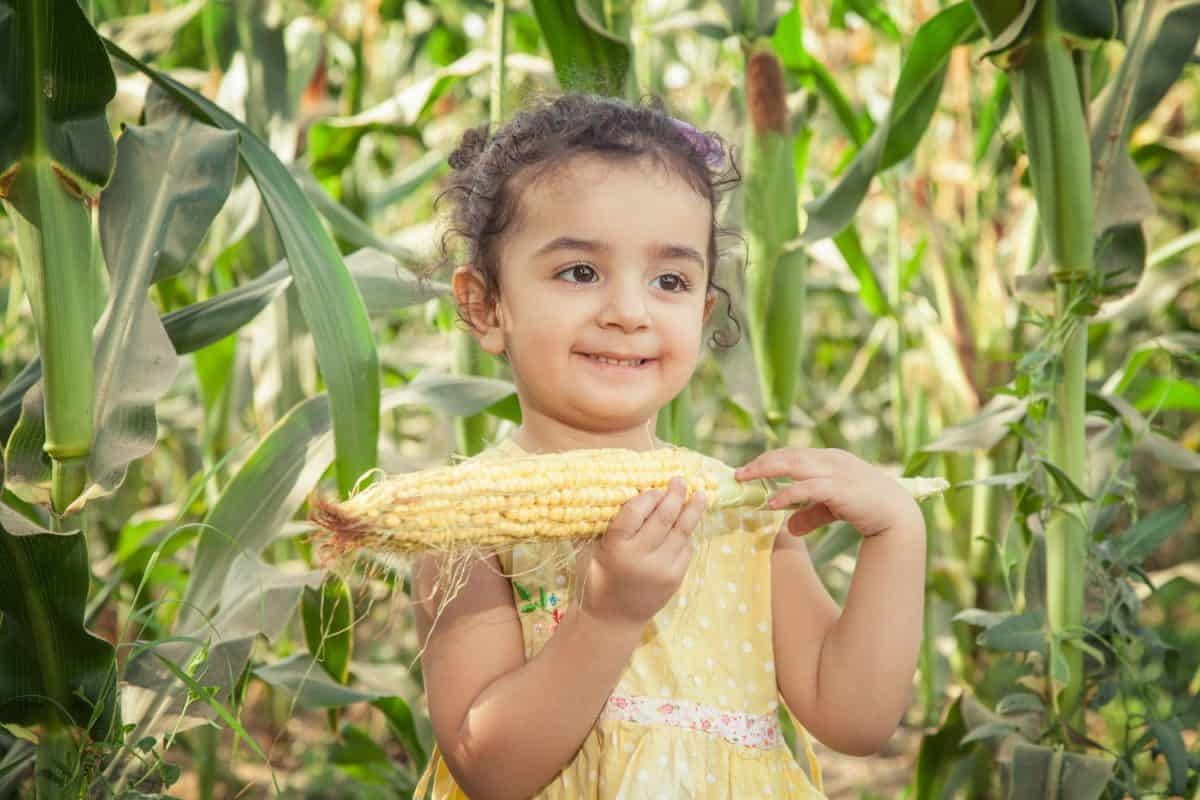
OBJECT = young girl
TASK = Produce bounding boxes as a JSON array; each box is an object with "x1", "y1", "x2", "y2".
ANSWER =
[{"x1": 410, "y1": 93, "x2": 927, "y2": 799}]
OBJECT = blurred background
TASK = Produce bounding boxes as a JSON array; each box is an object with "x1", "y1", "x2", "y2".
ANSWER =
[{"x1": 0, "y1": 0, "x2": 1197, "y2": 797}]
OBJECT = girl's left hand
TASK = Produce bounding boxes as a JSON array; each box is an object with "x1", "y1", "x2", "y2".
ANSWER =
[{"x1": 735, "y1": 448, "x2": 924, "y2": 537}]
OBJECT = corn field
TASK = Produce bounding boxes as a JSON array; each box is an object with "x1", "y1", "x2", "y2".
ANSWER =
[{"x1": 1, "y1": 0, "x2": 1198, "y2": 798}]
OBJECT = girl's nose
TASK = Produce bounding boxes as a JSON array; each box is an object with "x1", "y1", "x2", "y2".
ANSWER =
[{"x1": 597, "y1": 278, "x2": 650, "y2": 330}]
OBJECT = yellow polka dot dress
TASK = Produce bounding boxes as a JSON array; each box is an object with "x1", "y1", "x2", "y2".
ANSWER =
[{"x1": 414, "y1": 437, "x2": 826, "y2": 799}]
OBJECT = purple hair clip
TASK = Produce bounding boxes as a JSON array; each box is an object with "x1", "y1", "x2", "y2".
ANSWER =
[{"x1": 670, "y1": 118, "x2": 726, "y2": 170}]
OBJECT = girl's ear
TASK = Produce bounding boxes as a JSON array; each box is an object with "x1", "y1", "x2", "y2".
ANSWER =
[{"x1": 452, "y1": 266, "x2": 506, "y2": 355}]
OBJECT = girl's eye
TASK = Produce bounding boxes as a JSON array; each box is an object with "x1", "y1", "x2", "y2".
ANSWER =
[
  {"x1": 654, "y1": 273, "x2": 693, "y2": 292},
  {"x1": 557, "y1": 264, "x2": 598, "y2": 283}
]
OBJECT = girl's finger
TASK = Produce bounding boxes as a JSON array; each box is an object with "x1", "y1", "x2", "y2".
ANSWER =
[
  {"x1": 735, "y1": 448, "x2": 834, "y2": 482},
  {"x1": 764, "y1": 477, "x2": 836, "y2": 511},
  {"x1": 668, "y1": 533, "x2": 696, "y2": 576},
  {"x1": 609, "y1": 489, "x2": 665, "y2": 539},
  {"x1": 785, "y1": 504, "x2": 837, "y2": 536},
  {"x1": 640, "y1": 476, "x2": 687, "y2": 550},
  {"x1": 662, "y1": 489, "x2": 706, "y2": 553}
]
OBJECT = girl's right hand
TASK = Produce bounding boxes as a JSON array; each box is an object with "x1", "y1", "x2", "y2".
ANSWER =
[{"x1": 574, "y1": 476, "x2": 706, "y2": 631}]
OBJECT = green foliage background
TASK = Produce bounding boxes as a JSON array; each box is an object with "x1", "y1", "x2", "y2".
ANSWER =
[{"x1": 1, "y1": 0, "x2": 1198, "y2": 798}]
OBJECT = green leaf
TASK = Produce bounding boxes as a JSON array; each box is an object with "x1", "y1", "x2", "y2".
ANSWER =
[
  {"x1": 952, "y1": 608, "x2": 1008, "y2": 628},
  {"x1": 1090, "y1": 2, "x2": 1200, "y2": 275},
  {"x1": 1036, "y1": 458, "x2": 1091, "y2": 503},
  {"x1": 980, "y1": 608, "x2": 1045, "y2": 655},
  {"x1": 1098, "y1": 391, "x2": 1200, "y2": 472},
  {"x1": 953, "y1": 470, "x2": 1032, "y2": 490},
  {"x1": 177, "y1": 379, "x2": 514, "y2": 629},
  {"x1": 150, "y1": 651, "x2": 269, "y2": 767},
  {"x1": 372, "y1": 695, "x2": 427, "y2": 774},
  {"x1": 1058, "y1": 0, "x2": 1118, "y2": 42},
  {"x1": 922, "y1": 395, "x2": 1030, "y2": 453},
  {"x1": 292, "y1": 167, "x2": 422, "y2": 264},
  {"x1": 0, "y1": 516, "x2": 119, "y2": 741},
  {"x1": 394, "y1": 372, "x2": 518, "y2": 419},
  {"x1": 308, "y1": 52, "x2": 494, "y2": 179},
  {"x1": 1128, "y1": 4, "x2": 1200, "y2": 127},
  {"x1": 995, "y1": 692, "x2": 1044, "y2": 715},
  {"x1": 960, "y1": 721, "x2": 1018, "y2": 745},
  {"x1": 2, "y1": 382, "x2": 51, "y2": 506},
  {"x1": 331, "y1": 723, "x2": 389, "y2": 767},
  {"x1": 1111, "y1": 505, "x2": 1187, "y2": 566},
  {"x1": 973, "y1": 71, "x2": 1010, "y2": 163},
  {"x1": 97, "y1": 0, "x2": 208, "y2": 60},
  {"x1": 832, "y1": 0, "x2": 901, "y2": 40},
  {"x1": 832, "y1": 226, "x2": 889, "y2": 316},
  {"x1": 803, "y1": 3, "x2": 981, "y2": 241},
  {"x1": 1132, "y1": 377, "x2": 1200, "y2": 413},
  {"x1": 254, "y1": 654, "x2": 377, "y2": 708},
  {"x1": 343, "y1": 249, "x2": 448, "y2": 315},
  {"x1": 302, "y1": 575, "x2": 354, "y2": 685},
  {"x1": 772, "y1": 7, "x2": 866, "y2": 148},
  {"x1": 913, "y1": 694, "x2": 969, "y2": 800},
  {"x1": 106, "y1": 39, "x2": 380, "y2": 500},
  {"x1": 1148, "y1": 719, "x2": 1189, "y2": 795},
  {"x1": 75, "y1": 88, "x2": 238, "y2": 511},
  {"x1": 0, "y1": 0, "x2": 116, "y2": 188},
  {"x1": 119, "y1": 555, "x2": 319, "y2": 760},
  {"x1": 1009, "y1": 743, "x2": 1114, "y2": 800},
  {"x1": 973, "y1": 0, "x2": 1036, "y2": 56},
  {"x1": 365, "y1": 149, "x2": 447, "y2": 217},
  {"x1": 719, "y1": 0, "x2": 776, "y2": 37},
  {"x1": 530, "y1": 0, "x2": 631, "y2": 96}
]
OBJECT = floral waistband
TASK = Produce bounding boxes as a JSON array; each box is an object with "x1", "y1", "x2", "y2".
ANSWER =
[{"x1": 597, "y1": 692, "x2": 784, "y2": 751}]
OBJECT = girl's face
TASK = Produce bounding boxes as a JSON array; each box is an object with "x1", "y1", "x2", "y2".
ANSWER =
[{"x1": 458, "y1": 154, "x2": 716, "y2": 450}]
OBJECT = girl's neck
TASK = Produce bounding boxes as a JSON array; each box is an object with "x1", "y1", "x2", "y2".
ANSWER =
[{"x1": 509, "y1": 420, "x2": 671, "y2": 455}]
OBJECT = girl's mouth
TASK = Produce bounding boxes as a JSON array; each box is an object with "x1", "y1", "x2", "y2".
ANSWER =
[{"x1": 581, "y1": 353, "x2": 653, "y2": 368}]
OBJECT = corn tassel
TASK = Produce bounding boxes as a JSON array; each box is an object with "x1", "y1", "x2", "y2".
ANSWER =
[{"x1": 310, "y1": 448, "x2": 947, "y2": 558}]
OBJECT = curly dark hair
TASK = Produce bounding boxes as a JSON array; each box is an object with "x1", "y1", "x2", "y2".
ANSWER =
[{"x1": 430, "y1": 92, "x2": 743, "y2": 349}]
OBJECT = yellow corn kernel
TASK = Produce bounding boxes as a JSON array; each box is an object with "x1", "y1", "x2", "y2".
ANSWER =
[{"x1": 310, "y1": 447, "x2": 948, "y2": 558}]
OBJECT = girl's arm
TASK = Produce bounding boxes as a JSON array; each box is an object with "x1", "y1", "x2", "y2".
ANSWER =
[
  {"x1": 413, "y1": 552, "x2": 645, "y2": 800},
  {"x1": 770, "y1": 515, "x2": 927, "y2": 756}
]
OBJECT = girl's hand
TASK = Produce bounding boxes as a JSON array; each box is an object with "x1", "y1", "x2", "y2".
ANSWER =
[
  {"x1": 574, "y1": 476, "x2": 705, "y2": 631},
  {"x1": 735, "y1": 448, "x2": 923, "y2": 537}
]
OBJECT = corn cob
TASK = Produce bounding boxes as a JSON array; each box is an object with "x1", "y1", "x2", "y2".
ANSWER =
[{"x1": 310, "y1": 448, "x2": 948, "y2": 559}]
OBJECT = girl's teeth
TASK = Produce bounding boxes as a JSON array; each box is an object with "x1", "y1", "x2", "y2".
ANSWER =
[{"x1": 589, "y1": 354, "x2": 644, "y2": 367}]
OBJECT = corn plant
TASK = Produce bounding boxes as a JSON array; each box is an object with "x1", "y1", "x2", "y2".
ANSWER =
[
  {"x1": 787, "y1": 0, "x2": 1199, "y2": 795},
  {"x1": 452, "y1": 0, "x2": 509, "y2": 457},
  {"x1": 0, "y1": 2, "x2": 121, "y2": 794},
  {"x1": 0, "y1": 4, "x2": 415, "y2": 794}
]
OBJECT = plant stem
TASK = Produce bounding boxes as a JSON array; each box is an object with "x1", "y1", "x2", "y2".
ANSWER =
[
  {"x1": 1007, "y1": 0, "x2": 1094, "y2": 737},
  {"x1": 454, "y1": 0, "x2": 508, "y2": 457},
  {"x1": 51, "y1": 459, "x2": 88, "y2": 522}
]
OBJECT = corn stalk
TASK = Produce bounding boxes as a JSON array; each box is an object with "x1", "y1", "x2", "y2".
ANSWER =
[
  {"x1": 453, "y1": 0, "x2": 507, "y2": 457},
  {"x1": 972, "y1": 0, "x2": 1094, "y2": 735},
  {"x1": 743, "y1": 44, "x2": 806, "y2": 443},
  {"x1": 0, "y1": 2, "x2": 115, "y2": 519}
]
